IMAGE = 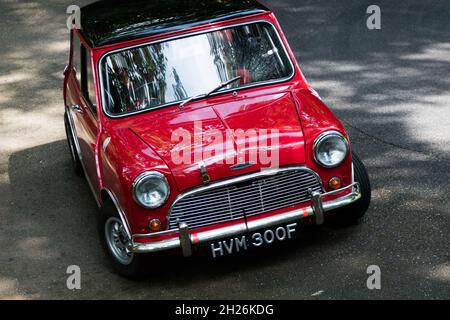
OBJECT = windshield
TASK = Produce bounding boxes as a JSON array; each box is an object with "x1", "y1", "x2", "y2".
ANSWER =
[{"x1": 101, "y1": 22, "x2": 294, "y2": 116}]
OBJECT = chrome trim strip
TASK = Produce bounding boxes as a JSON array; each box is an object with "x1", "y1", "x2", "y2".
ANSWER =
[
  {"x1": 191, "y1": 223, "x2": 248, "y2": 244},
  {"x1": 102, "y1": 137, "x2": 111, "y2": 152},
  {"x1": 98, "y1": 20, "x2": 296, "y2": 119},
  {"x1": 246, "y1": 207, "x2": 314, "y2": 232},
  {"x1": 129, "y1": 223, "x2": 249, "y2": 254},
  {"x1": 321, "y1": 183, "x2": 361, "y2": 212},
  {"x1": 132, "y1": 228, "x2": 177, "y2": 239},
  {"x1": 230, "y1": 162, "x2": 255, "y2": 171},
  {"x1": 65, "y1": 108, "x2": 101, "y2": 207},
  {"x1": 129, "y1": 237, "x2": 181, "y2": 253},
  {"x1": 128, "y1": 183, "x2": 360, "y2": 253},
  {"x1": 102, "y1": 188, "x2": 132, "y2": 239},
  {"x1": 167, "y1": 166, "x2": 324, "y2": 225},
  {"x1": 351, "y1": 162, "x2": 355, "y2": 184}
]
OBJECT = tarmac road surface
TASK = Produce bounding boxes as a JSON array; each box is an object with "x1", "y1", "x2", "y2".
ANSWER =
[{"x1": 0, "y1": 0, "x2": 448, "y2": 299}]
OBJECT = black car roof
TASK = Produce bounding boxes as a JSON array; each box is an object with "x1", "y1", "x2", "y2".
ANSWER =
[{"x1": 79, "y1": 0, "x2": 270, "y2": 48}]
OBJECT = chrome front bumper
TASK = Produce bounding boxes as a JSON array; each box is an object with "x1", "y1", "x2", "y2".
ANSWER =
[{"x1": 128, "y1": 183, "x2": 361, "y2": 255}]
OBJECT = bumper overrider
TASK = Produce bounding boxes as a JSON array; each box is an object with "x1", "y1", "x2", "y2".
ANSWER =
[{"x1": 127, "y1": 182, "x2": 361, "y2": 256}]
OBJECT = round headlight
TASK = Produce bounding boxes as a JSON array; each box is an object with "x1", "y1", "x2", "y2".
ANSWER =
[
  {"x1": 132, "y1": 172, "x2": 170, "y2": 209},
  {"x1": 313, "y1": 131, "x2": 349, "y2": 168}
]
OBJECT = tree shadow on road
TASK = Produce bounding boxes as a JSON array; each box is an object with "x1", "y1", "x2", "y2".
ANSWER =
[
  {"x1": 1, "y1": 137, "x2": 448, "y2": 299},
  {"x1": 0, "y1": 0, "x2": 449, "y2": 299},
  {"x1": 264, "y1": 0, "x2": 450, "y2": 157}
]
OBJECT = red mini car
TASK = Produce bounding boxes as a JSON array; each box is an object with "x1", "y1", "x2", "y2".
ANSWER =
[{"x1": 64, "y1": 0, "x2": 371, "y2": 278}]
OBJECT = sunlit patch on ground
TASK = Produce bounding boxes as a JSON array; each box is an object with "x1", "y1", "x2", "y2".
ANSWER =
[{"x1": 0, "y1": 0, "x2": 448, "y2": 299}]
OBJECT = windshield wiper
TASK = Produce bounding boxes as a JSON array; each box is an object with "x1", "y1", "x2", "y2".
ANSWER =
[{"x1": 179, "y1": 76, "x2": 241, "y2": 109}]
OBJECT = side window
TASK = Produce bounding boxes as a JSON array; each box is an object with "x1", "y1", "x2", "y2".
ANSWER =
[
  {"x1": 81, "y1": 45, "x2": 97, "y2": 113},
  {"x1": 72, "y1": 32, "x2": 81, "y2": 84}
]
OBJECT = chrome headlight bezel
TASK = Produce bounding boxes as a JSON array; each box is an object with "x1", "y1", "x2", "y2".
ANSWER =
[
  {"x1": 132, "y1": 171, "x2": 170, "y2": 209},
  {"x1": 313, "y1": 131, "x2": 349, "y2": 168}
]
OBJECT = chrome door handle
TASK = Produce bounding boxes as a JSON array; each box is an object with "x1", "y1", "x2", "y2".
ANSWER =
[{"x1": 71, "y1": 104, "x2": 83, "y2": 113}]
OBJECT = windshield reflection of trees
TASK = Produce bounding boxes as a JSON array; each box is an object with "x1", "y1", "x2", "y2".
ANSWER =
[{"x1": 103, "y1": 23, "x2": 292, "y2": 115}]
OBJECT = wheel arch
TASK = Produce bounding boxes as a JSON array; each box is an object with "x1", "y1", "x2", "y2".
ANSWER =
[{"x1": 100, "y1": 188, "x2": 133, "y2": 239}]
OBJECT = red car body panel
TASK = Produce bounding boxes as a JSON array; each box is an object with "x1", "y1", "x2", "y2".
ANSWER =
[
  {"x1": 128, "y1": 90, "x2": 306, "y2": 192},
  {"x1": 65, "y1": 11, "x2": 353, "y2": 237}
]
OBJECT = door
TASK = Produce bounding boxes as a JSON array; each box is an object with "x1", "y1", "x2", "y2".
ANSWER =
[{"x1": 65, "y1": 31, "x2": 100, "y2": 198}]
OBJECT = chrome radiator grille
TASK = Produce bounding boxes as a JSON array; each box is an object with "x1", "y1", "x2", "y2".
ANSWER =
[{"x1": 169, "y1": 169, "x2": 323, "y2": 230}]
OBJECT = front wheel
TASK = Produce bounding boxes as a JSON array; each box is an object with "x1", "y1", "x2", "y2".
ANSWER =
[
  {"x1": 327, "y1": 151, "x2": 371, "y2": 225},
  {"x1": 98, "y1": 200, "x2": 150, "y2": 279}
]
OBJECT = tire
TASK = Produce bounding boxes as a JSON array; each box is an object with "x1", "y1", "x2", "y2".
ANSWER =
[
  {"x1": 64, "y1": 113, "x2": 84, "y2": 177},
  {"x1": 98, "y1": 199, "x2": 150, "y2": 279},
  {"x1": 327, "y1": 151, "x2": 371, "y2": 226}
]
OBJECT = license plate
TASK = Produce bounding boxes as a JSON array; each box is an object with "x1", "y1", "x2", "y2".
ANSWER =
[{"x1": 210, "y1": 223, "x2": 298, "y2": 258}]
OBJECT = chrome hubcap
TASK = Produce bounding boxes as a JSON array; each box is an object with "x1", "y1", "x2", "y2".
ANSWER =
[{"x1": 105, "y1": 217, "x2": 134, "y2": 265}]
